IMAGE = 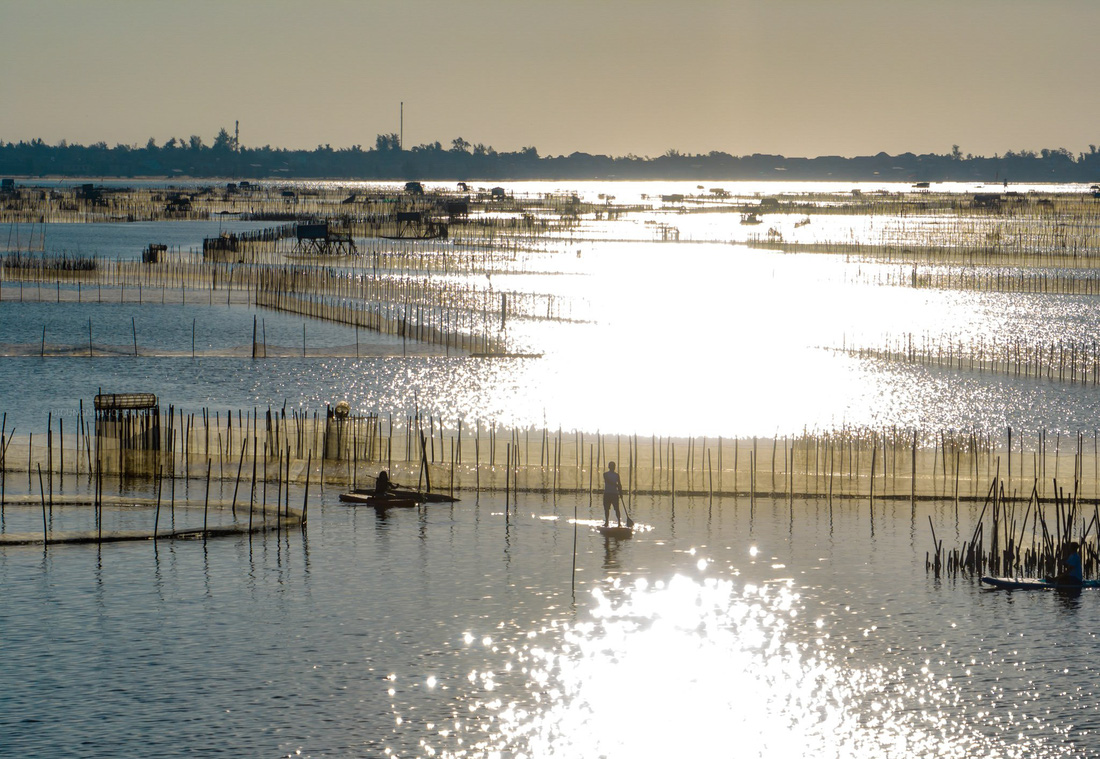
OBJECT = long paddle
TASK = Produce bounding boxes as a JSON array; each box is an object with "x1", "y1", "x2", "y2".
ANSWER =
[
  {"x1": 390, "y1": 480, "x2": 459, "y2": 503},
  {"x1": 619, "y1": 492, "x2": 635, "y2": 529}
]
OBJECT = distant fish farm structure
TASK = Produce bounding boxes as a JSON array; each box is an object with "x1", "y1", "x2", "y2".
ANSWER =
[{"x1": 5, "y1": 181, "x2": 1100, "y2": 551}]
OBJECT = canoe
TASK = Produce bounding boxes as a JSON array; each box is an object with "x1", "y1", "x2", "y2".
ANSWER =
[
  {"x1": 348, "y1": 488, "x2": 459, "y2": 503},
  {"x1": 596, "y1": 525, "x2": 634, "y2": 539},
  {"x1": 339, "y1": 492, "x2": 421, "y2": 508},
  {"x1": 980, "y1": 576, "x2": 1100, "y2": 590}
]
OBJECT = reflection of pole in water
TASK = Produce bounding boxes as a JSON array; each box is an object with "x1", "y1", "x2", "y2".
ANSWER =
[
  {"x1": 571, "y1": 498, "x2": 578, "y2": 593},
  {"x1": 154, "y1": 466, "x2": 163, "y2": 540},
  {"x1": 38, "y1": 464, "x2": 48, "y2": 546}
]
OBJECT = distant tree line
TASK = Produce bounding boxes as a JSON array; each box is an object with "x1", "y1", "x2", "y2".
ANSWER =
[{"x1": 1, "y1": 128, "x2": 1098, "y2": 183}]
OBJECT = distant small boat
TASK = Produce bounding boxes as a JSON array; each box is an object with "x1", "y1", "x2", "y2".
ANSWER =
[
  {"x1": 740, "y1": 212, "x2": 762, "y2": 225},
  {"x1": 596, "y1": 524, "x2": 634, "y2": 538}
]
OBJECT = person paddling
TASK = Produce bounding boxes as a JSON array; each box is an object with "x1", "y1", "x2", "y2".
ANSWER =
[
  {"x1": 1050, "y1": 541, "x2": 1084, "y2": 585},
  {"x1": 603, "y1": 462, "x2": 623, "y2": 527},
  {"x1": 374, "y1": 470, "x2": 397, "y2": 497}
]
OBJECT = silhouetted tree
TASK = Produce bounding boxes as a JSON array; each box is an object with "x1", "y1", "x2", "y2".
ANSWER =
[
  {"x1": 375, "y1": 133, "x2": 400, "y2": 151},
  {"x1": 213, "y1": 128, "x2": 234, "y2": 152}
]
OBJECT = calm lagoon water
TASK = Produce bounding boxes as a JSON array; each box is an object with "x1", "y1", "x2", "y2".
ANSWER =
[
  {"x1": 3, "y1": 181, "x2": 1100, "y2": 756},
  {"x1": 5, "y1": 218, "x2": 278, "y2": 260},
  {"x1": 3, "y1": 487, "x2": 1098, "y2": 758}
]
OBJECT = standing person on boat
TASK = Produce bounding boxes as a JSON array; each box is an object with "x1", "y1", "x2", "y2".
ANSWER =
[
  {"x1": 374, "y1": 470, "x2": 396, "y2": 497},
  {"x1": 1050, "y1": 541, "x2": 1084, "y2": 585},
  {"x1": 602, "y1": 462, "x2": 623, "y2": 527}
]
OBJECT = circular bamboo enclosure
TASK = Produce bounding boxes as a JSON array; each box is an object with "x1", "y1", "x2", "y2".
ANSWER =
[{"x1": 0, "y1": 494, "x2": 303, "y2": 546}]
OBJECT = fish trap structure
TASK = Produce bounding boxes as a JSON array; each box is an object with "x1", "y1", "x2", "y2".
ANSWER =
[
  {"x1": 0, "y1": 494, "x2": 303, "y2": 547},
  {"x1": 322, "y1": 402, "x2": 383, "y2": 462},
  {"x1": 384, "y1": 211, "x2": 447, "y2": 240},
  {"x1": 203, "y1": 224, "x2": 296, "y2": 263},
  {"x1": 293, "y1": 221, "x2": 357, "y2": 256},
  {"x1": 94, "y1": 392, "x2": 161, "y2": 476}
]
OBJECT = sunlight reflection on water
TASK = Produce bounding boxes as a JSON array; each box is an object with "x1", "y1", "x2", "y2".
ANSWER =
[
  {"x1": 425, "y1": 575, "x2": 1067, "y2": 759},
  {"x1": 6, "y1": 188, "x2": 1100, "y2": 440}
]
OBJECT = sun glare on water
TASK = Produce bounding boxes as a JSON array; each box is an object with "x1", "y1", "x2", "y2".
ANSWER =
[{"x1": 408, "y1": 575, "x2": 1054, "y2": 759}]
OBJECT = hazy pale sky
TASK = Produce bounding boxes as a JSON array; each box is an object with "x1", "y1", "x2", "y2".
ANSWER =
[{"x1": 1, "y1": 0, "x2": 1096, "y2": 158}]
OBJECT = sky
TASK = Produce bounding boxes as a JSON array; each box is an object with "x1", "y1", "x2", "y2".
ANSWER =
[{"x1": 1, "y1": 0, "x2": 1097, "y2": 159}]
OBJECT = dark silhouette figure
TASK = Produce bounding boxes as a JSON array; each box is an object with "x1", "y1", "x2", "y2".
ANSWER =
[
  {"x1": 603, "y1": 462, "x2": 623, "y2": 527},
  {"x1": 1048, "y1": 541, "x2": 1084, "y2": 585},
  {"x1": 374, "y1": 470, "x2": 396, "y2": 497}
]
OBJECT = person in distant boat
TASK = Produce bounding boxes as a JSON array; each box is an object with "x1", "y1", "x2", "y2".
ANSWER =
[
  {"x1": 1049, "y1": 541, "x2": 1083, "y2": 585},
  {"x1": 602, "y1": 462, "x2": 623, "y2": 527},
  {"x1": 374, "y1": 470, "x2": 396, "y2": 497}
]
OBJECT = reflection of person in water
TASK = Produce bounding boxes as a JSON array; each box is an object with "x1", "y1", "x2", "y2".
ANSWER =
[
  {"x1": 602, "y1": 534, "x2": 623, "y2": 570},
  {"x1": 602, "y1": 462, "x2": 623, "y2": 527}
]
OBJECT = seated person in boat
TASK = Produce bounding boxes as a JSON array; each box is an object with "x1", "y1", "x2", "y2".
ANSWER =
[
  {"x1": 374, "y1": 470, "x2": 397, "y2": 497},
  {"x1": 1049, "y1": 541, "x2": 1083, "y2": 585}
]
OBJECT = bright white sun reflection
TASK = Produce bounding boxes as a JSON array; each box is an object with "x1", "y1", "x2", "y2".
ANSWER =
[{"x1": 426, "y1": 575, "x2": 1057, "y2": 758}]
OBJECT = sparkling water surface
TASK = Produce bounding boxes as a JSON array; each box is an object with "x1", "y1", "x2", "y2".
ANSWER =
[{"x1": 4, "y1": 237, "x2": 1100, "y2": 436}]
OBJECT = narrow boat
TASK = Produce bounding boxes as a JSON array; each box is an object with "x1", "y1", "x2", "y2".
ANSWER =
[
  {"x1": 596, "y1": 525, "x2": 634, "y2": 539},
  {"x1": 339, "y1": 491, "x2": 421, "y2": 509},
  {"x1": 348, "y1": 487, "x2": 459, "y2": 503},
  {"x1": 980, "y1": 576, "x2": 1100, "y2": 590}
]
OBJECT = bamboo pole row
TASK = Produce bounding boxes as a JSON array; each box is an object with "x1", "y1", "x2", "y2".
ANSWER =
[
  {"x1": 0, "y1": 183, "x2": 613, "y2": 229},
  {"x1": 4, "y1": 407, "x2": 1099, "y2": 505},
  {"x1": 843, "y1": 331, "x2": 1100, "y2": 386},
  {"x1": 744, "y1": 191, "x2": 1100, "y2": 263},
  {"x1": 1, "y1": 236, "x2": 579, "y2": 350},
  {"x1": 875, "y1": 263, "x2": 1100, "y2": 295}
]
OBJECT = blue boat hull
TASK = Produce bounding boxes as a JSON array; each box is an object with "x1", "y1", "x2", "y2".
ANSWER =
[{"x1": 980, "y1": 576, "x2": 1100, "y2": 590}]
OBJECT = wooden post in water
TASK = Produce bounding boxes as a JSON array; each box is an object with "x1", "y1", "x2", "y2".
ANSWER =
[
  {"x1": 911, "y1": 430, "x2": 917, "y2": 509},
  {"x1": 249, "y1": 436, "x2": 257, "y2": 531},
  {"x1": 749, "y1": 449, "x2": 756, "y2": 512},
  {"x1": 708, "y1": 449, "x2": 713, "y2": 501},
  {"x1": 954, "y1": 450, "x2": 961, "y2": 515},
  {"x1": 788, "y1": 446, "x2": 794, "y2": 509},
  {"x1": 671, "y1": 443, "x2": 676, "y2": 504},
  {"x1": 1, "y1": 413, "x2": 7, "y2": 512},
  {"x1": 203, "y1": 458, "x2": 211, "y2": 536},
  {"x1": 301, "y1": 450, "x2": 312, "y2": 526},
  {"x1": 870, "y1": 444, "x2": 877, "y2": 511}
]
